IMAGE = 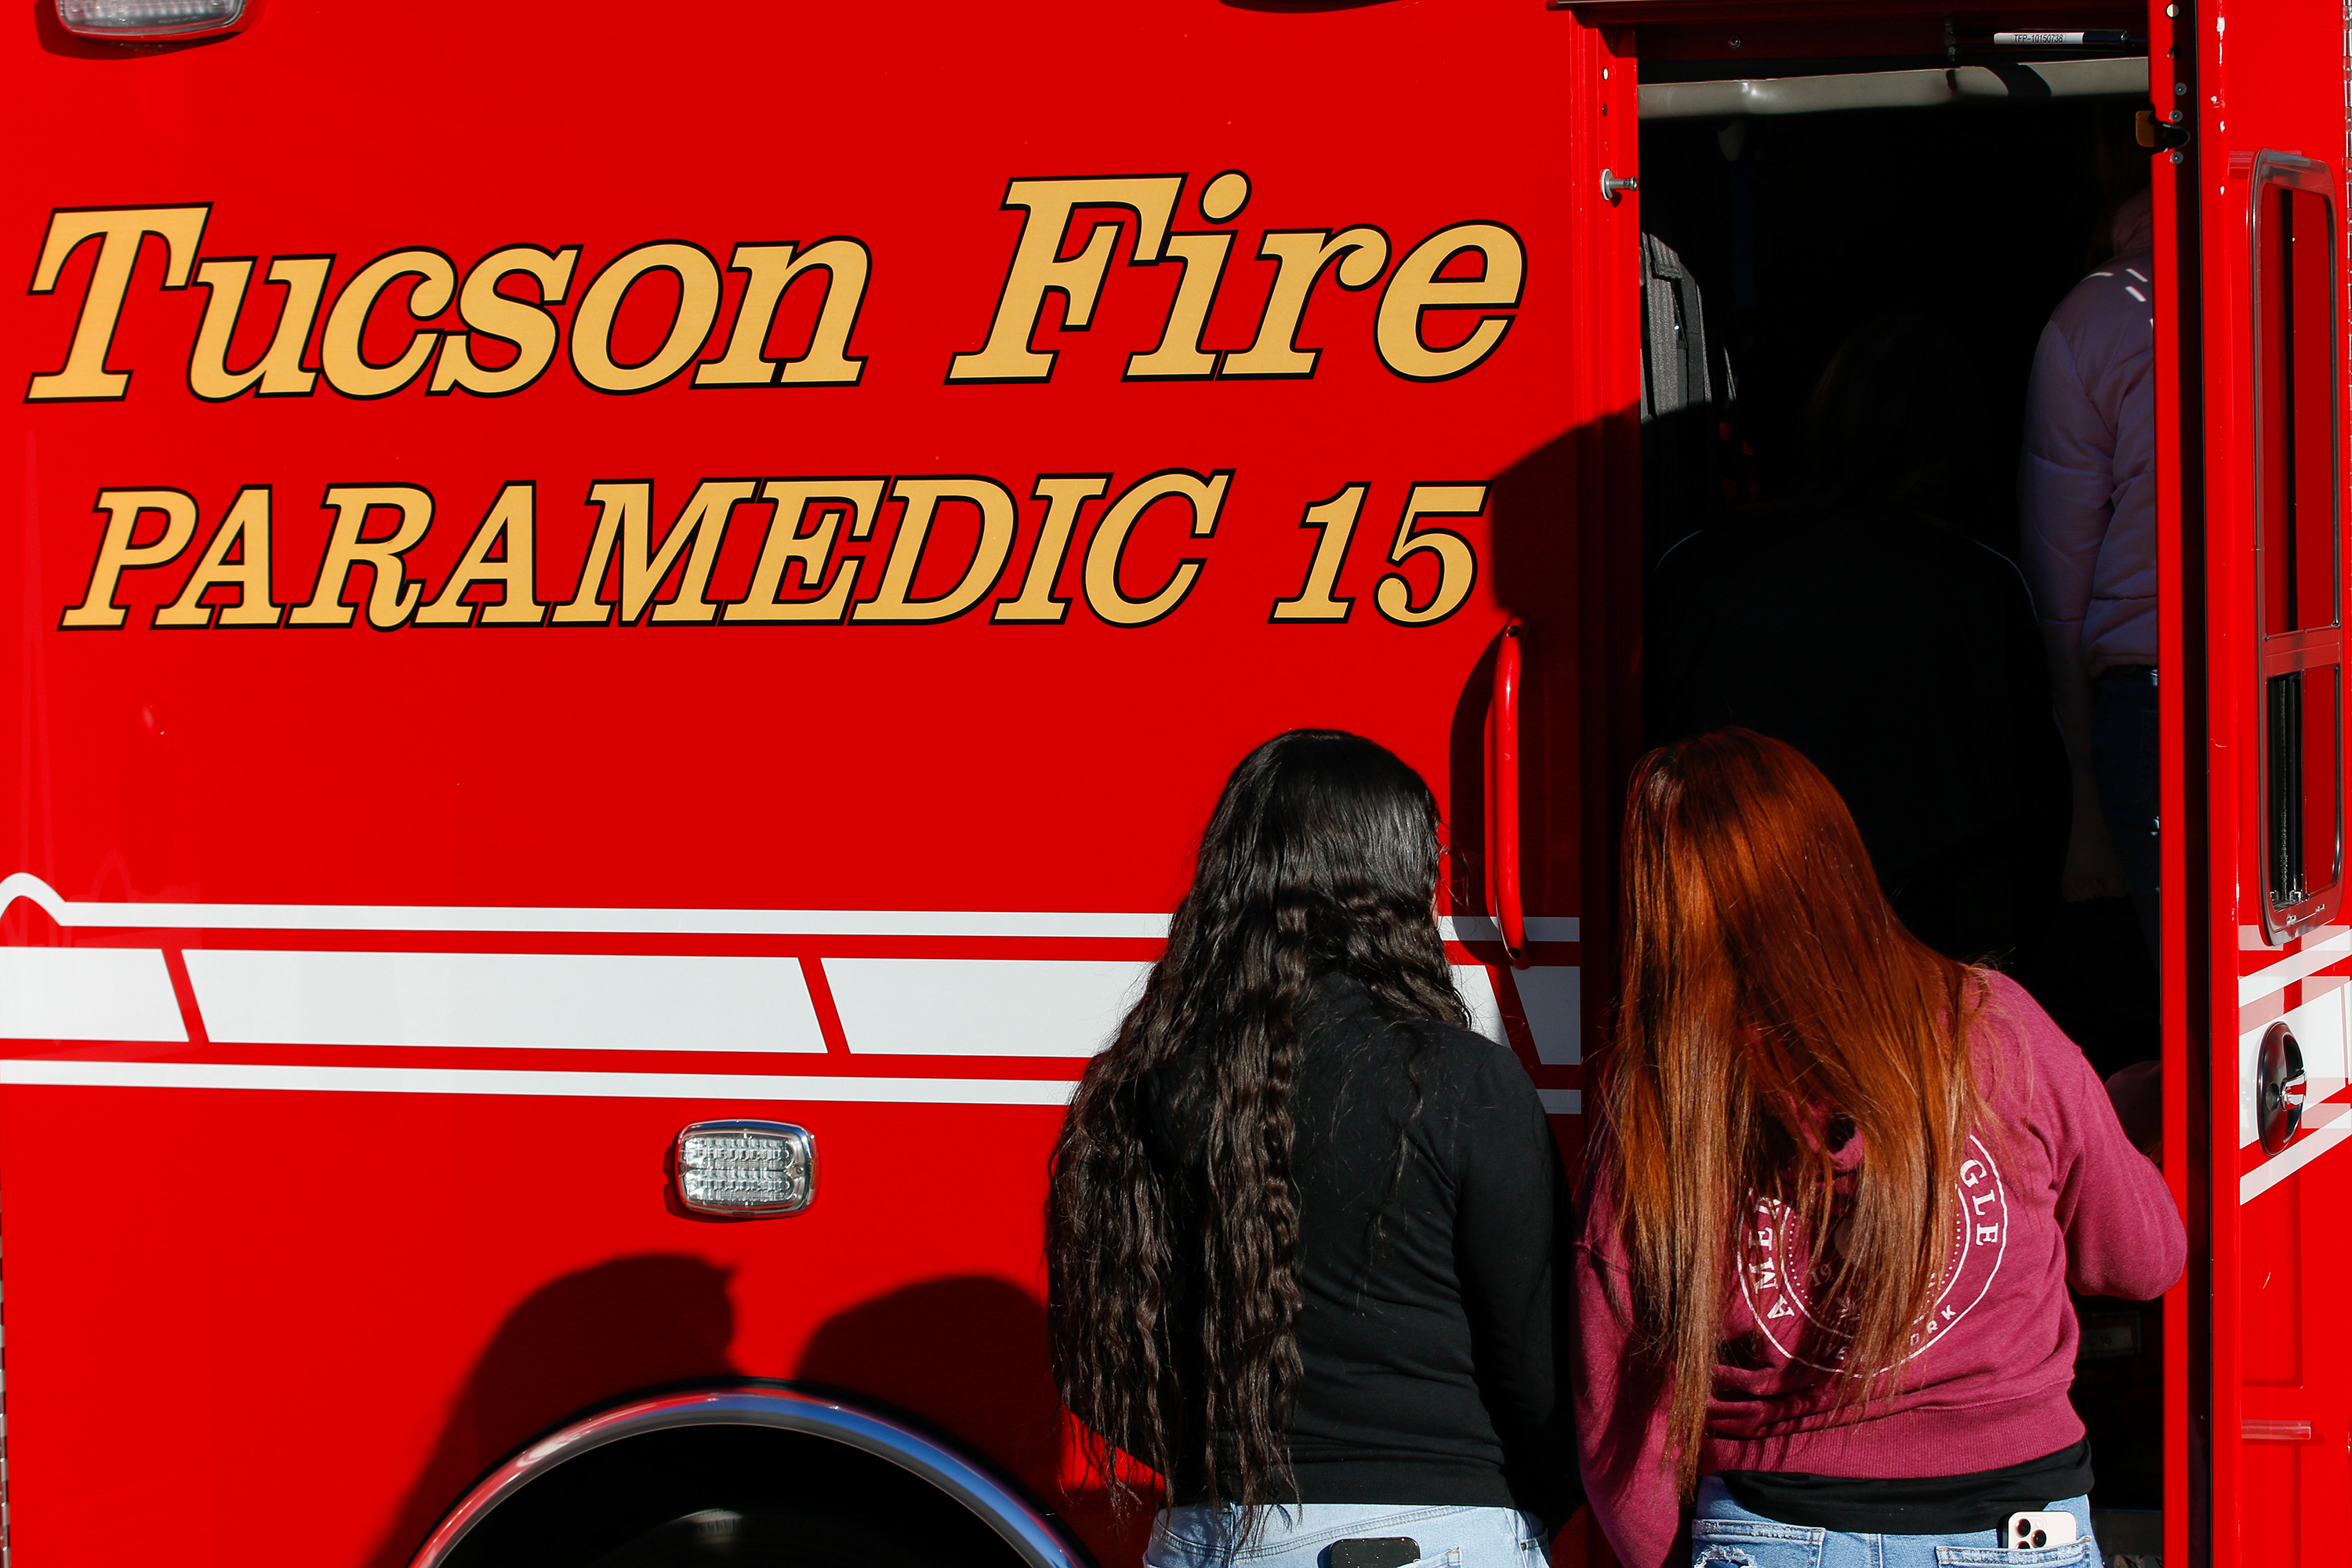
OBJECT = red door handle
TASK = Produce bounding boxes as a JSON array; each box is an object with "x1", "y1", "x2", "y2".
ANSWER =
[{"x1": 1489, "y1": 620, "x2": 1526, "y2": 966}]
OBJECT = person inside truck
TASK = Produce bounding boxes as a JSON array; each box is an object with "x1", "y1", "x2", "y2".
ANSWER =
[
  {"x1": 2019, "y1": 186, "x2": 2159, "y2": 956},
  {"x1": 1646, "y1": 315, "x2": 2065, "y2": 964},
  {"x1": 1044, "y1": 729, "x2": 1575, "y2": 1568},
  {"x1": 1573, "y1": 728, "x2": 2185, "y2": 1568}
]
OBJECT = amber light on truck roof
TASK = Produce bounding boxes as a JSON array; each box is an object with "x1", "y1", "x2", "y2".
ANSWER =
[{"x1": 56, "y1": 0, "x2": 244, "y2": 38}]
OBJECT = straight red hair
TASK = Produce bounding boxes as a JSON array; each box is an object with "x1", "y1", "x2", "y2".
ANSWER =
[{"x1": 1603, "y1": 729, "x2": 1984, "y2": 1494}]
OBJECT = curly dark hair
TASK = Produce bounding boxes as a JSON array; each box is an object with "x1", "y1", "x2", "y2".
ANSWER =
[{"x1": 1044, "y1": 729, "x2": 1468, "y2": 1531}]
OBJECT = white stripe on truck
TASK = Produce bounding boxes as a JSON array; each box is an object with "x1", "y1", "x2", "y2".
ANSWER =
[
  {"x1": 0, "y1": 875, "x2": 1583, "y2": 1099},
  {"x1": 185, "y1": 949, "x2": 828, "y2": 1052},
  {"x1": 1513, "y1": 967, "x2": 1582, "y2": 1064},
  {"x1": 0, "y1": 1058, "x2": 1080, "y2": 1103},
  {"x1": 1455, "y1": 964, "x2": 1504, "y2": 1044},
  {"x1": 0, "y1": 947, "x2": 187, "y2": 1042},
  {"x1": 824, "y1": 958, "x2": 1152, "y2": 1057},
  {"x1": 0, "y1": 873, "x2": 1577, "y2": 943},
  {"x1": 0, "y1": 1058, "x2": 1586, "y2": 1113}
]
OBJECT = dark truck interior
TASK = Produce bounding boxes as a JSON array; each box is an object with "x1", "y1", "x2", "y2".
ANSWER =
[{"x1": 1627, "y1": 13, "x2": 2165, "y2": 1559}]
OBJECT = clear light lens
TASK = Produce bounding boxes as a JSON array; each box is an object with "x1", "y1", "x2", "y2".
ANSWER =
[
  {"x1": 56, "y1": 0, "x2": 243, "y2": 37},
  {"x1": 677, "y1": 1121, "x2": 815, "y2": 1217}
]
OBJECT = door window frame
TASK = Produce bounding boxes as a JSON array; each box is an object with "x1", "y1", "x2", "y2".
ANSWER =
[{"x1": 2250, "y1": 149, "x2": 2346, "y2": 943}]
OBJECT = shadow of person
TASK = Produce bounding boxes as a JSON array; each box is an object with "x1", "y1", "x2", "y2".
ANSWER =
[
  {"x1": 365, "y1": 1255, "x2": 738, "y2": 1568},
  {"x1": 793, "y1": 1275, "x2": 1060, "y2": 1494},
  {"x1": 1448, "y1": 419, "x2": 1631, "y2": 956}
]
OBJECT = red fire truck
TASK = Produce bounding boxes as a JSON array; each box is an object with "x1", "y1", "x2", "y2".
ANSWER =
[{"x1": 0, "y1": 0, "x2": 2339, "y2": 1563}]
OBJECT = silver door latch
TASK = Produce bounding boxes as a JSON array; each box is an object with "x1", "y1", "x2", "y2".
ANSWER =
[
  {"x1": 2257, "y1": 1023, "x2": 2307, "y2": 1156},
  {"x1": 1601, "y1": 169, "x2": 1639, "y2": 204}
]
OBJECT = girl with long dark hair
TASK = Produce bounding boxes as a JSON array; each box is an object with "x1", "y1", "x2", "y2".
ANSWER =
[
  {"x1": 1574, "y1": 730, "x2": 2183, "y2": 1567},
  {"x1": 1048, "y1": 730, "x2": 1574, "y2": 1567}
]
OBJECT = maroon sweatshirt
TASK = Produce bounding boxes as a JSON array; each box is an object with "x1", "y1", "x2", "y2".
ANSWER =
[{"x1": 1572, "y1": 971, "x2": 2185, "y2": 1568}]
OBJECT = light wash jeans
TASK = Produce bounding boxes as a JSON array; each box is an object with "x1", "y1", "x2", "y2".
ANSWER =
[
  {"x1": 1145, "y1": 1501, "x2": 1549, "y2": 1568},
  {"x1": 1690, "y1": 1478, "x2": 2098, "y2": 1566}
]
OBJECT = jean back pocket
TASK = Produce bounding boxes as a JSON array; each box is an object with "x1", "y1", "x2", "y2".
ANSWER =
[
  {"x1": 1935, "y1": 1544, "x2": 2094, "y2": 1566},
  {"x1": 1689, "y1": 1517, "x2": 1825, "y2": 1568}
]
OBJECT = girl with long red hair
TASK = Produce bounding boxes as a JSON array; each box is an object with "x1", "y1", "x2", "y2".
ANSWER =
[{"x1": 1574, "y1": 730, "x2": 2182, "y2": 1566}]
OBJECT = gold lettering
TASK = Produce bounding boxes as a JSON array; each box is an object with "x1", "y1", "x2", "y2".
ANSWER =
[
  {"x1": 187, "y1": 256, "x2": 329, "y2": 400},
  {"x1": 291, "y1": 486, "x2": 436, "y2": 628},
  {"x1": 430, "y1": 247, "x2": 581, "y2": 397},
  {"x1": 155, "y1": 488, "x2": 278, "y2": 626},
  {"x1": 1082, "y1": 470, "x2": 1228, "y2": 627},
  {"x1": 993, "y1": 476, "x2": 1109, "y2": 623},
  {"x1": 569, "y1": 243, "x2": 723, "y2": 394},
  {"x1": 61, "y1": 489, "x2": 201, "y2": 628},
  {"x1": 694, "y1": 240, "x2": 870, "y2": 388},
  {"x1": 292, "y1": 486, "x2": 440, "y2": 630},
  {"x1": 947, "y1": 176, "x2": 1184, "y2": 382},
  {"x1": 321, "y1": 250, "x2": 457, "y2": 398},
  {"x1": 417, "y1": 483, "x2": 544, "y2": 625},
  {"x1": 1123, "y1": 234, "x2": 1233, "y2": 380},
  {"x1": 1197, "y1": 170, "x2": 1250, "y2": 225},
  {"x1": 725, "y1": 479, "x2": 886, "y2": 622},
  {"x1": 1221, "y1": 227, "x2": 1388, "y2": 379},
  {"x1": 1270, "y1": 484, "x2": 1366, "y2": 622},
  {"x1": 1374, "y1": 223, "x2": 1524, "y2": 381},
  {"x1": 27, "y1": 205, "x2": 210, "y2": 401},
  {"x1": 853, "y1": 478, "x2": 1019, "y2": 623},
  {"x1": 554, "y1": 479, "x2": 753, "y2": 624},
  {"x1": 1374, "y1": 485, "x2": 1483, "y2": 626}
]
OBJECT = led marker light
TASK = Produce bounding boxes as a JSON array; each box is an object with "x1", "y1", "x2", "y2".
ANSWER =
[
  {"x1": 55, "y1": 0, "x2": 245, "y2": 39},
  {"x1": 675, "y1": 1120, "x2": 817, "y2": 1218}
]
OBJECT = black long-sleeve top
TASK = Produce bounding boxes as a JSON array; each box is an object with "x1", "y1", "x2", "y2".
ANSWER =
[{"x1": 1162, "y1": 971, "x2": 1576, "y2": 1524}]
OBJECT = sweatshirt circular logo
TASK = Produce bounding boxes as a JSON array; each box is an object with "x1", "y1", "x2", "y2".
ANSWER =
[{"x1": 1736, "y1": 1134, "x2": 2009, "y2": 1372}]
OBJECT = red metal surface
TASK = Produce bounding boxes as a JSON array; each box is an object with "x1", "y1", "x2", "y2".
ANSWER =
[
  {"x1": 1491, "y1": 619, "x2": 1527, "y2": 963},
  {"x1": 0, "y1": 2, "x2": 1635, "y2": 1565},
  {"x1": 2186, "y1": 2, "x2": 2352, "y2": 1563},
  {"x1": 2143, "y1": 11, "x2": 2199, "y2": 1568}
]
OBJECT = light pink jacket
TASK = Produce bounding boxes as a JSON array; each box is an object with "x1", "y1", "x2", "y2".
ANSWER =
[{"x1": 2020, "y1": 191, "x2": 2158, "y2": 673}]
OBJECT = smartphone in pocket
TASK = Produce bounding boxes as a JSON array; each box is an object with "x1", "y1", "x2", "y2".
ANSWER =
[
  {"x1": 1329, "y1": 1539, "x2": 1421, "y2": 1568},
  {"x1": 2005, "y1": 1512, "x2": 2080, "y2": 1550}
]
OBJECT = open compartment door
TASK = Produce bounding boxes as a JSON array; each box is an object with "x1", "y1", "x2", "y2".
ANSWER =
[{"x1": 2178, "y1": 2, "x2": 2352, "y2": 1563}]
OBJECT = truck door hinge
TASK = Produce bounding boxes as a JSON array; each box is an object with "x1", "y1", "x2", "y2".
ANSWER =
[{"x1": 2138, "y1": 107, "x2": 2191, "y2": 153}]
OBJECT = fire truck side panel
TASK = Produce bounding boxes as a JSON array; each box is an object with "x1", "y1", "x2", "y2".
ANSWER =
[
  {"x1": 2187, "y1": 0, "x2": 2352, "y2": 1563},
  {"x1": 0, "y1": 1087, "x2": 1075, "y2": 1566},
  {"x1": 1, "y1": 2, "x2": 1635, "y2": 1564}
]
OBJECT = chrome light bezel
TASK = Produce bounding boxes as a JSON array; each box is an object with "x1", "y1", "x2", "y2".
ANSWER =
[
  {"x1": 674, "y1": 1119, "x2": 818, "y2": 1218},
  {"x1": 54, "y1": 0, "x2": 251, "y2": 42}
]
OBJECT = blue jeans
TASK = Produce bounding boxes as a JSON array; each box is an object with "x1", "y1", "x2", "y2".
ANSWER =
[
  {"x1": 1690, "y1": 1479, "x2": 2096, "y2": 1566},
  {"x1": 1145, "y1": 1502, "x2": 1549, "y2": 1568},
  {"x1": 2092, "y1": 663, "x2": 2160, "y2": 959}
]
